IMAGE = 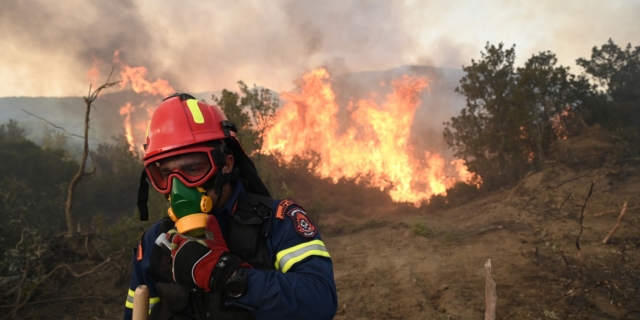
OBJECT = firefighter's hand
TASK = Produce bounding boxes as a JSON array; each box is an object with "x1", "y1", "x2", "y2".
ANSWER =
[{"x1": 167, "y1": 215, "x2": 240, "y2": 292}]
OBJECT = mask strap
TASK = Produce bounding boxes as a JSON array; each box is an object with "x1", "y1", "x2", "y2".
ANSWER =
[
  {"x1": 202, "y1": 144, "x2": 239, "y2": 196},
  {"x1": 137, "y1": 170, "x2": 149, "y2": 221}
]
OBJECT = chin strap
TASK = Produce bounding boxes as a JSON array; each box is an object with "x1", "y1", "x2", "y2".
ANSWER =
[{"x1": 137, "y1": 170, "x2": 149, "y2": 221}]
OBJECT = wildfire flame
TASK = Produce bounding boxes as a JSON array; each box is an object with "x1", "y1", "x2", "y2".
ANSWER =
[
  {"x1": 106, "y1": 51, "x2": 175, "y2": 151},
  {"x1": 264, "y1": 68, "x2": 480, "y2": 205},
  {"x1": 113, "y1": 51, "x2": 175, "y2": 97}
]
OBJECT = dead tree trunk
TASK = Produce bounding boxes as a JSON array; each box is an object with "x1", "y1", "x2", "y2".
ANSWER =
[{"x1": 64, "y1": 69, "x2": 119, "y2": 237}]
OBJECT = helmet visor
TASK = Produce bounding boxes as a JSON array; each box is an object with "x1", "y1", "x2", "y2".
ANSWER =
[{"x1": 145, "y1": 147, "x2": 218, "y2": 193}]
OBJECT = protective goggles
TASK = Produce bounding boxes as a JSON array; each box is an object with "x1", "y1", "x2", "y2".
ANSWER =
[{"x1": 144, "y1": 145, "x2": 218, "y2": 194}]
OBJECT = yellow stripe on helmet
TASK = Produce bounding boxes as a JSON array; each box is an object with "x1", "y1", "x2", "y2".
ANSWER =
[{"x1": 186, "y1": 99, "x2": 205, "y2": 124}]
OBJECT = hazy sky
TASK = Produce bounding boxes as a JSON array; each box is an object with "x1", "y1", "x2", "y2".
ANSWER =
[{"x1": 1, "y1": 0, "x2": 639, "y2": 97}]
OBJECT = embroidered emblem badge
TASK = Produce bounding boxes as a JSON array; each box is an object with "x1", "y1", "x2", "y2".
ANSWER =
[{"x1": 287, "y1": 209, "x2": 317, "y2": 238}]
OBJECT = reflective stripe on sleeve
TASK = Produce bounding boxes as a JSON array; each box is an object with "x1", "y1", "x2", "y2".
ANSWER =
[
  {"x1": 125, "y1": 289, "x2": 135, "y2": 309},
  {"x1": 274, "y1": 239, "x2": 330, "y2": 273},
  {"x1": 149, "y1": 296, "x2": 160, "y2": 313},
  {"x1": 125, "y1": 288, "x2": 160, "y2": 314}
]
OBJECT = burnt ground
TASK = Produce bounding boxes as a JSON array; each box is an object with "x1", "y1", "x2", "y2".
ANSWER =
[
  {"x1": 324, "y1": 163, "x2": 640, "y2": 319},
  {"x1": 9, "y1": 129, "x2": 640, "y2": 320}
]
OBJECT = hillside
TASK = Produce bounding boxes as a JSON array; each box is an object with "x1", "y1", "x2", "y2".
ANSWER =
[{"x1": 9, "y1": 124, "x2": 639, "y2": 320}]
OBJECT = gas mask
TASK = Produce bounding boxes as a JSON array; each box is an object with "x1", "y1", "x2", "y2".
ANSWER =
[{"x1": 167, "y1": 178, "x2": 213, "y2": 237}]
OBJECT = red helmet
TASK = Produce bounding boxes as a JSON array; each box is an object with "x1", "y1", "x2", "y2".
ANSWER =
[{"x1": 143, "y1": 93, "x2": 240, "y2": 193}]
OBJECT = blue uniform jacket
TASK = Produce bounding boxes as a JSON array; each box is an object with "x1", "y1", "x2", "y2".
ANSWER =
[{"x1": 124, "y1": 182, "x2": 338, "y2": 319}]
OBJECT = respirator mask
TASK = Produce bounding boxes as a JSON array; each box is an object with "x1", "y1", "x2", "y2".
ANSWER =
[{"x1": 144, "y1": 146, "x2": 223, "y2": 236}]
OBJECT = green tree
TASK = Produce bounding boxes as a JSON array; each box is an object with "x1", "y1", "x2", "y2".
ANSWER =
[
  {"x1": 40, "y1": 128, "x2": 69, "y2": 150},
  {"x1": 212, "y1": 81, "x2": 279, "y2": 159},
  {"x1": 444, "y1": 43, "x2": 593, "y2": 188},
  {"x1": 74, "y1": 133, "x2": 143, "y2": 222},
  {"x1": 576, "y1": 39, "x2": 640, "y2": 131},
  {"x1": 213, "y1": 88, "x2": 259, "y2": 154},
  {"x1": 443, "y1": 43, "x2": 524, "y2": 187},
  {"x1": 238, "y1": 81, "x2": 279, "y2": 159},
  {"x1": 0, "y1": 119, "x2": 26, "y2": 142},
  {"x1": 515, "y1": 51, "x2": 593, "y2": 164}
]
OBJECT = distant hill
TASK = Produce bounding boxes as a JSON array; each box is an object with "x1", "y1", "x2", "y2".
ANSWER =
[
  {"x1": 0, "y1": 66, "x2": 465, "y2": 153},
  {"x1": 0, "y1": 91, "x2": 216, "y2": 148}
]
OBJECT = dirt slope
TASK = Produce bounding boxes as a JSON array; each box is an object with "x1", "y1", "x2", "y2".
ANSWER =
[{"x1": 324, "y1": 161, "x2": 640, "y2": 319}]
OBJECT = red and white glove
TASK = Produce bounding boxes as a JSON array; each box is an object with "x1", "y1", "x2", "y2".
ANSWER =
[{"x1": 167, "y1": 215, "x2": 242, "y2": 292}]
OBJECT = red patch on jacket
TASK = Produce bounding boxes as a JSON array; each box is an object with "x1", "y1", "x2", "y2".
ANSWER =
[
  {"x1": 287, "y1": 209, "x2": 316, "y2": 238},
  {"x1": 136, "y1": 241, "x2": 143, "y2": 261},
  {"x1": 276, "y1": 199, "x2": 296, "y2": 220}
]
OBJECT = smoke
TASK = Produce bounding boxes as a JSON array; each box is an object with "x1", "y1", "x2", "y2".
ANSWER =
[
  {"x1": 2, "y1": 0, "x2": 639, "y2": 97},
  {"x1": 1, "y1": 0, "x2": 639, "y2": 159}
]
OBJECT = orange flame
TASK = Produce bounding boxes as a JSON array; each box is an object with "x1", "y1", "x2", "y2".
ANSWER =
[
  {"x1": 451, "y1": 159, "x2": 482, "y2": 187},
  {"x1": 113, "y1": 51, "x2": 175, "y2": 97},
  {"x1": 550, "y1": 106, "x2": 572, "y2": 140},
  {"x1": 109, "y1": 51, "x2": 175, "y2": 152},
  {"x1": 119, "y1": 102, "x2": 135, "y2": 151},
  {"x1": 264, "y1": 68, "x2": 478, "y2": 205},
  {"x1": 86, "y1": 56, "x2": 101, "y2": 87}
]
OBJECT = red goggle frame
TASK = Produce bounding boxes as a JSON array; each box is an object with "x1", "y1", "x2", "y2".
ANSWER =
[{"x1": 144, "y1": 145, "x2": 218, "y2": 194}]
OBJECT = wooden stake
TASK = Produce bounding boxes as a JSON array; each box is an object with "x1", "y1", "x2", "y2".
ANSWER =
[
  {"x1": 485, "y1": 259, "x2": 496, "y2": 320},
  {"x1": 132, "y1": 285, "x2": 150, "y2": 320},
  {"x1": 602, "y1": 201, "x2": 628, "y2": 244}
]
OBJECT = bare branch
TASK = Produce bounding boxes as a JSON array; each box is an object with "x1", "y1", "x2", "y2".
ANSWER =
[
  {"x1": 21, "y1": 109, "x2": 84, "y2": 139},
  {"x1": 594, "y1": 205, "x2": 639, "y2": 217},
  {"x1": 0, "y1": 296, "x2": 101, "y2": 308},
  {"x1": 14, "y1": 229, "x2": 26, "y2": 250},
  {"x1": 10, "y1": 259, "x2": 112, "y2": 314},
  {"x1": 64, "y1": 68, "x2": 120, "y2": 237},
  {"x1": 602, "y1": 201, "x2": 628, "y2": 244},
  {"x1": 575, "y1": 180, "x2": 595, "y2": 273}
]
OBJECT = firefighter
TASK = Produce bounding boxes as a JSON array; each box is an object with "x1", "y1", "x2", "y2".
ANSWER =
[{"x1": 124, "y1": 93, "x2": 337, "y2": 320}]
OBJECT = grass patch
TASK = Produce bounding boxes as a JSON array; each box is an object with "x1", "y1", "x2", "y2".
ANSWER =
[{"x1": 411, "y1": 220, "x2": 435, "y2": 238}]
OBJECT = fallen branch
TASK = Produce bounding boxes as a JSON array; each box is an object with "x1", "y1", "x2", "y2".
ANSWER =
[
  {"x1": 9, "y1": 258, "x2": 112, "y2": 315},
  {"x1": 559, "y1": 246, "x2": 571, "y2": 269},
  {"x1": 594, "y1": 205, "x2": 639, "y2": 217},
  {"x1": 0, "y1": 295, "x2": 101, "y2": 308},
  {"x1": 484, "y1": 259, "x2": 496, "y2": 320},
  {"x1": 602, "y1": 201, "x2": 627, "y2": 244},
  {"x1": 546, "y1": 172, "x2": 593, "y2": 189},
  {"x1": 559, "y1": 192, "x2": 574, "y2": 215},
  {"x1": 576, "y1": 180, "x2": 595, "y2": 271}
]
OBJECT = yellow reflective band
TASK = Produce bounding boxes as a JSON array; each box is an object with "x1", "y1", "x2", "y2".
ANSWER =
[
  {"x1": 149, "y1": 296, "x2": 160, "y2": 314},
  {"x1": 125, "y1": 289, "x2": 135, "y2": 308},
  {"x1": 274, "y1": 240, "x2": 330, "y2": 273},
  {"x1": 186, "y1": 99, "x2": 205, "y2": 124},
  {"x1": 125, "y1": 289, "x2": 159, "y2": 311}
]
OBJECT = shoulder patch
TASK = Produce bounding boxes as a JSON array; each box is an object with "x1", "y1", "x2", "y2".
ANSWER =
[
  {"x1": 136, "y1": 240, "x2": 143, "y2": 262},
  {"x1": 287, "y1": 208, "x2": 317, "y2": 238},
  {"x1": 276, "y1": 198, "x2": 296, "y2": 220}
]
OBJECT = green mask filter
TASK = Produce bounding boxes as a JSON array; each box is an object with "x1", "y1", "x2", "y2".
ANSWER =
[{"x1": 167, "y1": 178, "x2": 213, "y2": 237}]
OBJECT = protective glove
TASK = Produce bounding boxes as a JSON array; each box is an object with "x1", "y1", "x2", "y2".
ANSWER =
[{"x1": 167, "y1": 215, "x2": 241, "y2": 292}]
